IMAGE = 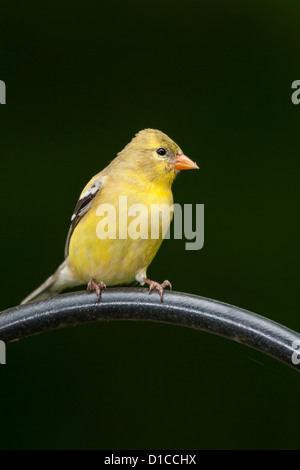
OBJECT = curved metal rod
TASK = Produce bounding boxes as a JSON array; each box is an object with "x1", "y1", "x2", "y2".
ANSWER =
[{"x1": 0, "y1": 288, "x2": 299, "y2": 371}]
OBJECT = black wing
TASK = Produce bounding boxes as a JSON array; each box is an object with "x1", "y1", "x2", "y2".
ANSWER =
[{"x1": 64, "y1": 177, "x2": 104, "y2": 258}]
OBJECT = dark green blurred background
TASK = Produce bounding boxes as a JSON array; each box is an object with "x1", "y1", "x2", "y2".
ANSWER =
[{"x1": 1, "y1": 0, "x2": 300, "y2": 450}]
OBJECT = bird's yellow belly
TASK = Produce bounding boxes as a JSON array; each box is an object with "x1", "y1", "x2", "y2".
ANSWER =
[{"x1": 68, "y1": 187, "x2": 173, "y2": 285}]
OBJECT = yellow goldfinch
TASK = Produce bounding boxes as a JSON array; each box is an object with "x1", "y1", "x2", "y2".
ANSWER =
[{"x1": 21, "y1": 129, "x2": 198, "y2": 304}]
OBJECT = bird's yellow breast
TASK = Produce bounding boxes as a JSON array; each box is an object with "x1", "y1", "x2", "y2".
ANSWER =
[{"x1": 68, "y1": 176, "x2": 173, "y2": 285}]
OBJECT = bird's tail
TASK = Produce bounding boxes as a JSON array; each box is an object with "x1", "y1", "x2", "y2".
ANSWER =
[{"x1": 21, "y1": 260, "x2": 82, "y2": 305}]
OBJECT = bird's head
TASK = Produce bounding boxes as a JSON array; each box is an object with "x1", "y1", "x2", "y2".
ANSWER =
[{"x1": 117, "y1": 129, "x2": 199, "y2": 187}]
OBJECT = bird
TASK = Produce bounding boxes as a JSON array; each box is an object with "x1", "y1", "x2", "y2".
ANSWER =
[{"x1": 21, "y1": 129, "x2": 199, "y2": 304}]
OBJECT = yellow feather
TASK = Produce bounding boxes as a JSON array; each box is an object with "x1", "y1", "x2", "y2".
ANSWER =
[
  {"x1": 68, "y1": 173, "x2": 174, "y2": 284},
  {"x1": 68, "y1": 129, "x2": 181, "y2": 285}
]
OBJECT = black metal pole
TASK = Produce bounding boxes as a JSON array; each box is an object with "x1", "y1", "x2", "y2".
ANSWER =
[{"x1": 0, "y1": 288, "x2": 299, "y2": 371}]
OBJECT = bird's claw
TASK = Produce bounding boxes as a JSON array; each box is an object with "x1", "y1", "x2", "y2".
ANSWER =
[
  {"x1": 144, "y1": 278, "x2": 172, "y2": 302},
  {"x1": 87, "y1": 279, "x2": 106, "y2": 302}
]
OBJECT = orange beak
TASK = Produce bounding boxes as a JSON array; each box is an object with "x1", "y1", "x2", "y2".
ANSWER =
[{"x1": 173, "y1": 154, "x2": 199, "y2": 171}]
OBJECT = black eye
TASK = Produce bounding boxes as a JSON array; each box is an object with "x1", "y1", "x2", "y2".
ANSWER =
[{"x1": 156, "y1": 148, "x2": 166, "y2": 156}]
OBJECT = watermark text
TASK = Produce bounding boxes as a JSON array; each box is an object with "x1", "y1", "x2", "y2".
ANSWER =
[
  {"x1": 0, "y1": 81, "x2": 6, "y2": 104},
  {"x1": 0, "y1": 340, "x2": 6, "y2": 364},
  {"x1": 95, "y1": 197, "x2": 204, "y2": 250}
]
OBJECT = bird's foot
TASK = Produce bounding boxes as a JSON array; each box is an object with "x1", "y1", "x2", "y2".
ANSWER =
[
  {"x1": 143, "y1": 278, "x2": 172, "y2": 303},
  {"x1": 87, "y1": 279, "x2": 106, "y2": 302}
]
